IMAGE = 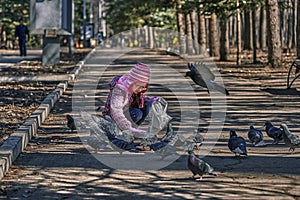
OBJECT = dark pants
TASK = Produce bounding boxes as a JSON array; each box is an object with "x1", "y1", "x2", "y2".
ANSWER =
[
  {"x1": 19, "y1": 39, "x2": 27, "y2": 56},
  {"x1": 129, "y1": 100, "x2": 152, "y2": 125}
]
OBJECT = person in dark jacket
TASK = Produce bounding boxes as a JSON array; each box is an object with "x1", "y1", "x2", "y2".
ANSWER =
[{"x1": 15, "y1": 18, "x2": 29, "y2": 56}]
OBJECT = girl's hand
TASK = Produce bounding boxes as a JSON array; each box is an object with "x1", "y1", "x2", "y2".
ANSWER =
[
  {"x1": 129, "y1": 127, "x2": 146, "y2": 133},
  {"x1": 149, "y1": 97, "x2": 159, "y2": 102}
]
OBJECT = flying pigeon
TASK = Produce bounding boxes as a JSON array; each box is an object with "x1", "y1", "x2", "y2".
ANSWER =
[
  {"x1": 66, "y1": 114, "x2": 77, "y2": 132},
  {"x1": 248, "y1": 125, "x2": 265, "y2": 146},
  {"x1": 264, "y1": 121, "x2": 283, "y2": 144},
  {"x1": 185, "y1": 62, "x2": 229, "y2": 95},
  {"x1": 280, "y1": 124, "x2": 300, "y2": 152},
  {"x1": 187, "y1": 150, "x2": 216, "y2": 180},
  {"x1": 228, "y1": 130, "x2": 247, "y2": 156},
  {"x1": 87, "y1": 133, "x2": 111, "y2": 152},
  {"x1": 154, "y1": 144, "x2": 178, "y2": 160}
]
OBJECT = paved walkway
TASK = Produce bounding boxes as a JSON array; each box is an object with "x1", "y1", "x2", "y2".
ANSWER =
[
  {"x1": 0, "y1": 47, "x2": 299, "y2": 199},
  {"x1": 0, "y1": 49, "x2": 42, "y2": 67}
]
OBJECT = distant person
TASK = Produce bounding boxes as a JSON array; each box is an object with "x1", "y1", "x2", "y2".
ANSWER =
[
  {"x1": 15, "y1": 18, "x2": 29, "y2": 56},
  {"x1": 0, "y1": 24, "x2": 7, "y2": 49}
]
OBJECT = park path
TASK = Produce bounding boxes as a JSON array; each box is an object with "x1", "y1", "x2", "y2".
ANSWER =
[{"x1": 0, "y1": 47, "x2": 299, "y2": 200}]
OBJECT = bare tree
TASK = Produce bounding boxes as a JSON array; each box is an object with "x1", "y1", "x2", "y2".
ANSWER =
[{"x1": 266, "y1": 0, "x2": 282, "y2": 67}]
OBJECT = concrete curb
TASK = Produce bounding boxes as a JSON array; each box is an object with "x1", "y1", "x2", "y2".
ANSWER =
[{"x1": 0, "y1": 48, "x2": 97, "y2": 180}]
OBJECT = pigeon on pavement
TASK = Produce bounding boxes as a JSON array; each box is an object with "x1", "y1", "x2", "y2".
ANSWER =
[
  {"x1": 228, "y1": 130, "x2": 247, "y2": 156},
  {"x1": 66, "y1": 114, "x2": 77, "y2": 132},
  {"x1": 187, "y1": 150, "x2": 216, "y2": 180},
  {"x1": 280, "y1": 124, "x2": 300, "y2": 152},
  {"x1": 185, "y1": 129, "x2": 204, "y2": 151},
  {"x1": 185, "y1": 62, "x2": 229, "y2": 95},
  {"x1": 264, "y1": 121, "x2": 283, "y2": 144},
  {"x1": 248, "y1": 125, "x2": 265, "y2": 146},
  {"x1": 160, "y1": 122, "x2": 175, "y2": 143}
]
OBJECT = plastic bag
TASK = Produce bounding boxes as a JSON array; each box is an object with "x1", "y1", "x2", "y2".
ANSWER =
[{"x1": 147, "y1": 98, "x2": 172, "y2": 135}]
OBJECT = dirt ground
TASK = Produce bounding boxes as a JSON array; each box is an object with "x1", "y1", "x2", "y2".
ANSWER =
[
  {"x1": 0, "y1": 47, "x2": 300, "y2": 199},
  {"x1": 0, "y1": 49, "x2": 92, "y2": 145}
]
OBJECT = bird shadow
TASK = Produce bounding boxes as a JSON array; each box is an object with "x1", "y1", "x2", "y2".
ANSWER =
[{"x1": 261, "y1": 88, "x2": 300, "y2": 96}]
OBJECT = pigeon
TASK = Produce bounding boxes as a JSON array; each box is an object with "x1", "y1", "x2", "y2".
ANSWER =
[
  {"x1": 248, "y1": 125, "x2": 265, "y2": 146},
  {"x1": 140, "y1": 135, "x2": 158, "y2": 147},
  {"x1": 187, "y1": 150, "x2": 216, "y2": 180},
  {"x1": 280, "y1": 124, "x2": 300, "y2": 152},
  {"x1": 186, "y1": 129, "x2": 204, "y2": 150},
  {"x1": 160, "y1": 122, "x2": 175, "y2": 143},
  {"x1": 154, "y1": 144, "x2": 178, "y2": 160},
  {"x1": 79, "y1": 111, "x2": 111, "y2": 138},
  {"x1": 185, "y1": 62, "x2": 229, "y2": 95},
  {"x1": 228, "y1": 130, "x2": 247, "y2": 156},
  {"x1": 66, "y1": 114, "x2": 77, "y2": 132},
  {"x1": 87, "y1": 133, "x2": 111, "y2": 152},
  {"x1": 149, "y1": 141, "x2": 168, "y2": 151},
  {"x1": 264, "y1": 121, "x2": 283, "y2": 144}
]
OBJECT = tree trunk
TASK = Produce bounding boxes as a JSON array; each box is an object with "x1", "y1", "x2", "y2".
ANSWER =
[
  {"x1": 292, "y1": 0, "x2": 297, "y2": 48},
  {"x1": 186, "y1": 12, "x2": 194, "y2": 54},
  {"x1": 252, "y1": 3, "x2": 257, "y2": 63},
  {"x1": 229, "y1": 16, "x2": 236, "y2": 47},
  {"x1": 190, "y1": 11, "x2": 199, "y2": 54},
  {"x1": 236, "y1": 0, "x2": 242, "y2": 65},
  {"x1": 286, "y1": 7, "x2": 292, "y2": 51},
  {"x1": 266, "y1": 0, "x2": 282, "y2": 68},
  {"x1": 244, "y1": 10, "x2": 252, "y2": 50},
  {"x1": 176, "y1": 0, "x2": 186, "y2": 54},
  {"x1": 197, "y1": 6, "x2": 206, "y2": 54},
  {"x1": 219, "y1": 18, "x2": 229, "y2": 61},
  {"x1": 259, "y1": 5, "x2": 267, "y2": 50},
  {"x1": 297, "y1": 0, "x2": 300, "y2": 58},
  {"x1": 209, "y1": 13, "x2": 220, "y2": 57}
]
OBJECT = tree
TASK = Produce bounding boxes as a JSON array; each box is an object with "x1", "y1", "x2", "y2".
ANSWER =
[
  {"x1": 197, "y1": 5, "x2": 206, "y2": 54},
  {"x1": 209, "y1": 13, "x2": 220, "y2": 57},
  {"x1": 265, "y1": 0, "x2": 282, "y2": 68},
  {"x1": 176, "y1": 0, "x2": 186, "y2": 54},
  {"x1": 297, "y1": 0, "x2": 300, "y2": 58}
]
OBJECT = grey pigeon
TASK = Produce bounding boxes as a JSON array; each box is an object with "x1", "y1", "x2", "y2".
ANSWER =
[
  {"x1": 154, "y1": 144, "x2": 178, "y2": 160},
  {"x1": 140, "y1": 135, "x2": 158, "y2": 147},
  {"x1": 66, "y1": 114, "x2": 77, "y2": 132},
  {"x1": 264, "y1": 121, "x2": 283, "y2": 144},
  {"x1": 185, "y1": 129, "x2": 204, "y2": 151},
  {"x1": 228, "y1": 130, "x2": 247, "y2": 156},
  {"x1": 248, "y1": 125, "x2": 265, "y2": 146},
  {"x1": 185, "y1": 62, "x2": 229, "y2": 95},
  {"x1": 160, "y1": 122, "x2": 175, "y2": 143},
  {"x1": 280, "y1": 124, "x2": 300, "y2": 152},
  {"x1": 87, "y1": 133, "x2": 111, "y2": 152},
  {"x1": 187, "y1": 150, "x2": 216, "y2": 180}
]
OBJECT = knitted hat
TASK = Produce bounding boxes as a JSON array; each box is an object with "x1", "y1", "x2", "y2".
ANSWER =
[{"x1": 128, "y1": 63, "x2": 150, "y2": 83}]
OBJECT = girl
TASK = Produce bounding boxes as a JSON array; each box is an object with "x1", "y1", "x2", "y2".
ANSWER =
[{"x1": 102, "y1": 63, "x2": 158, "y2": 136}]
